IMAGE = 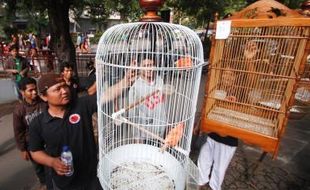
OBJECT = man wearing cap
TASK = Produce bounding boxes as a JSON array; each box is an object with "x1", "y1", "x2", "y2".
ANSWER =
[{"x1": 29, "y1": 72, "x2": 135, "y2": 189}]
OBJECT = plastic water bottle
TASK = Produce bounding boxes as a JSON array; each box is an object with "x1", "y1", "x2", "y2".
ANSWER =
[{"x1": 61, "y1": 145, "x2": 74, "y2": 176}]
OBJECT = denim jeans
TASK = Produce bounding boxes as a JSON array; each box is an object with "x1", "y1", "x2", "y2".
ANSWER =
[{"x1": 13, "y1": 81, "x2": 22, "y2": 100}]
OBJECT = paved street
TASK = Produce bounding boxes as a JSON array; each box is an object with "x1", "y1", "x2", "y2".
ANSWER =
[
  {"x1": 222, "y1": 115, "x2": 310, "y2": 190},
  {"x1": 189, "y1": 115, "x2": 310, "y2": 190},
  {"x1": 0, "y1": 102, "x2": 38, "y2": 190}
]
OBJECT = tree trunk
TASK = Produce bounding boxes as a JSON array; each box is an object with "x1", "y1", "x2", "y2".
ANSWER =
[
  {"x1": 203, "y1": 17, "x2": 212, "y2": 59},
  {"x1": 7, "y1": 0, "x2": 17, "y2": 20},
  {"x1": 47, "y1": 0, "x2": 77, "y2": 75}
]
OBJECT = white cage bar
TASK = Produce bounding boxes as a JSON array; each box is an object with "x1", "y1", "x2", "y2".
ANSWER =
[{"x1": 96, "y1": 22, "x2": 204, "y2": 189}]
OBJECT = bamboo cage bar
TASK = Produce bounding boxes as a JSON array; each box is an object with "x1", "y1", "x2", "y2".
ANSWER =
[
  {"x1": 229, "y1": 34, "x2": 308, "y2": 40},
  {"x1": 229, "y1": 18, "x2": 310, "y2": 27},
  {"x1": 201, "y1": 0, "x2": 310, "y2": 157}
]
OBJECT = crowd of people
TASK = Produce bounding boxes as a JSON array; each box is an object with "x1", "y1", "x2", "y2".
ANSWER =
[
  {"x1": 2, "y1": 33, "x2": 55, "y2": 76},
  {"x1": 11, "y1": 59, "x2": 99, "y2": 189},
  {"x1": 2, "y1": 33, "x2": 51, "y2": 54},
  {"x1": 1, "y1": 32, "x2": 93, "y2": 77},
  {"x1": 7, "y1": 52, "x2": 237, "y2": 190},
  {"x1": 75, "y1": 33, "x2": 91, "y2": 53}
]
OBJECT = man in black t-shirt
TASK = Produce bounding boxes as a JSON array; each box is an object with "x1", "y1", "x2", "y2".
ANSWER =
[
  {"x1": 29, "y1": 72, "x2": 135, "y2": 189},
  {"x1": 85, "y1": 61, "x2": 96, "y2": 95},
  {"x1": 60, "y1": 62, "x2": 80, "y2": 101}
]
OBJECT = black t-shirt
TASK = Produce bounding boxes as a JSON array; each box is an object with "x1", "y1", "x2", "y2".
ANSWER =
[
  {"x1": 85, "y1": 69, "x2": 96, "y2": 90},
  {"x1": 29, "y1": 94, "x2": 97, "y2": 189},
  {"x1": 68, "y1": 77, "x2": 80, "y2": 101},
  {"x1": 208, "y1": 133, "x2": 238, "y2": 147}
]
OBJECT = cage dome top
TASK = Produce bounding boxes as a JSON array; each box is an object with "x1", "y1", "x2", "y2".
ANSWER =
[{"x1": 95, "y1": 22, "x2": 204, "y2": 70}]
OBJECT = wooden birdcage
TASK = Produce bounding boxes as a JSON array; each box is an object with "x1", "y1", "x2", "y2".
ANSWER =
[{"x1": 201, "y1": 0, "x2": 310, "y2": 157}]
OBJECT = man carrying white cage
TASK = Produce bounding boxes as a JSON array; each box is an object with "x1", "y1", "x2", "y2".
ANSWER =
[{"x1": 128, "y1": 58, "x2": 168, "y2": 144}]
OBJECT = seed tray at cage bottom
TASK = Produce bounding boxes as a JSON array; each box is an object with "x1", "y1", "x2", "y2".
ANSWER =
[
  {"x1": 98, "y1": 144, "x2": 187, "y2": 190},
  {"x1": 110, "y1": 161, "x2": 175, "y2": 190},
  {"x1": 207, "y1": 107, "x2": 275, "y2": 136}
]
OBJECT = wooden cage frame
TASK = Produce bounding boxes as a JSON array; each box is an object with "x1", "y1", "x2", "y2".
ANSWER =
[{"x1": 201, "y1": 1, "x2": 310, "y2": 157}]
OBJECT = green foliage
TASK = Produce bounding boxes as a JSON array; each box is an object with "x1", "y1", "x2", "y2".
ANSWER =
[
  {"x1": 90, "y1": 31, "x2": 103, "y2": 44},
  {"x1": 79, "y1": 0, "x2": 110, "y2": 25},
  {"x1": 166, "y1": 0, "x2": 307, "y2": 28},
  {"x1": 0, "y1": 0, "x2": 307, "y2": 40},
  {"x1": 166, "y1": 0, "x2": 228, "y2": 25},
  {"x1": 280, "y1": 0, "x2": 305, "y2": 9},
  {"x1": 2, "y1": 26, "x2": 18, "y2": 39},
  {"x1": 104, "y1": 0, "x2": 142, "y2": 22}
]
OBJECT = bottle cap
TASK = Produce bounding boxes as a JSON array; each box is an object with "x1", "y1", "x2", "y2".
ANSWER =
[{"x1": 62, "y1": 145, "x2": 69, "y2": 152}]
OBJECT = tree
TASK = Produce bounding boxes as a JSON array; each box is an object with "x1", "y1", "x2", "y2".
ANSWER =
[
  {"x1": 1, "y1": 0, "x2": 77, "y2": 71},
  {"x1": 46, "y1": 0, "x2": 76, "y2": 68},
  {"x1": 0, "y1": 0, "x2": 143, "y2": 72},
  {"x1": 278, "y1": 0, "x2": 305, "y2": 9},
  {"x1": 104, "y1": 0, "x2": 141, "y2": 22},
  {"x1": 0, "y1": 0, "x2": 17, "y2": 38},
  {"x1": 166, "y1": 0, "x2": 307, "y2": 58},
  {"x1": 166, "y1": 0, "x2": 232, "y2": 58}
]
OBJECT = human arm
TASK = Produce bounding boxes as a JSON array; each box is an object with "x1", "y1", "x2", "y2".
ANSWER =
[
  {"x1": 29, "y1": 117, "x2": 70, "y2": 176},
  {"x1": 30, "y1": 150, "x2": 70, "y2": 176},
  {"x1": 3, "y1": 59, "x2": 17, "y2": 74},
  {"x1": 87, "y1": 82, "x2": 97, "y2": 95},
  {"x1": 13, "y1": 107, "x2": 29, "y2": 160},
  {"x1": 5, "y1": 67, "x2": 28, "y2": 77},
  {"x1": 128, "y1": 84, "x2": 137, "y2": 121},
  {"x1": 6, "y1": 57, "x2": 30, "y2": 76},
  {"x1": 100, "y1": 79, "x2": 127, "y2": 104},
  {"x1": 20, "y1": 151, "x2": 30, "y2": 160},
  {"x1": 5, "y1": 69, "x2": 19, "y2": 74},
  {"x1": 100, "y1": 68, "x2": 136, "y2": 105},
  {"x1": 4, "y1": 61, "x2": 19, "y2": 74},
  {"x1": 19, "y1": 57, "x2": 30, "y2": 77},
  {"x1": 19, "y1": 67, "x2": 29, "y2": 77}
]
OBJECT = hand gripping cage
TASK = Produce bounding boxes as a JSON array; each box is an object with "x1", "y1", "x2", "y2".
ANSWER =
[
  {"x1": 95, "y1": 22, "x2": 204, "y2": 189},
  {"x1": 201, "y1": 0, "x2": 310, "y2": 157}
]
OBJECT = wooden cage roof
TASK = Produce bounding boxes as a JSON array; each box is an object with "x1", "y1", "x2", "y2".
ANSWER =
[{"x1": 228, "y1": 0, "x2": 304, "y2": 19}]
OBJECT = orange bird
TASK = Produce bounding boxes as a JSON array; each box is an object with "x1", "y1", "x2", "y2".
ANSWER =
[
  {"x1": 161, "y1": 122, "x2": 185, "y2": 152},
  {"x1": 175, "y1": 56, "x2": 192, "y2": 68}
]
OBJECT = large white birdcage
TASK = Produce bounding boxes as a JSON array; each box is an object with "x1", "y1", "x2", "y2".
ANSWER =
[{"x1": 95, "y1": 21, "x2": 204, "y2": 189}]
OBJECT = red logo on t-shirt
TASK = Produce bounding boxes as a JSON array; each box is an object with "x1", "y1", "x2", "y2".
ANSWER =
[
  {"x1": 144, "y1": 93, "x2": 165, "y2": 110},
  {"x1": 69, "y1": 114, "x2": 80, "y2": 124}
]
